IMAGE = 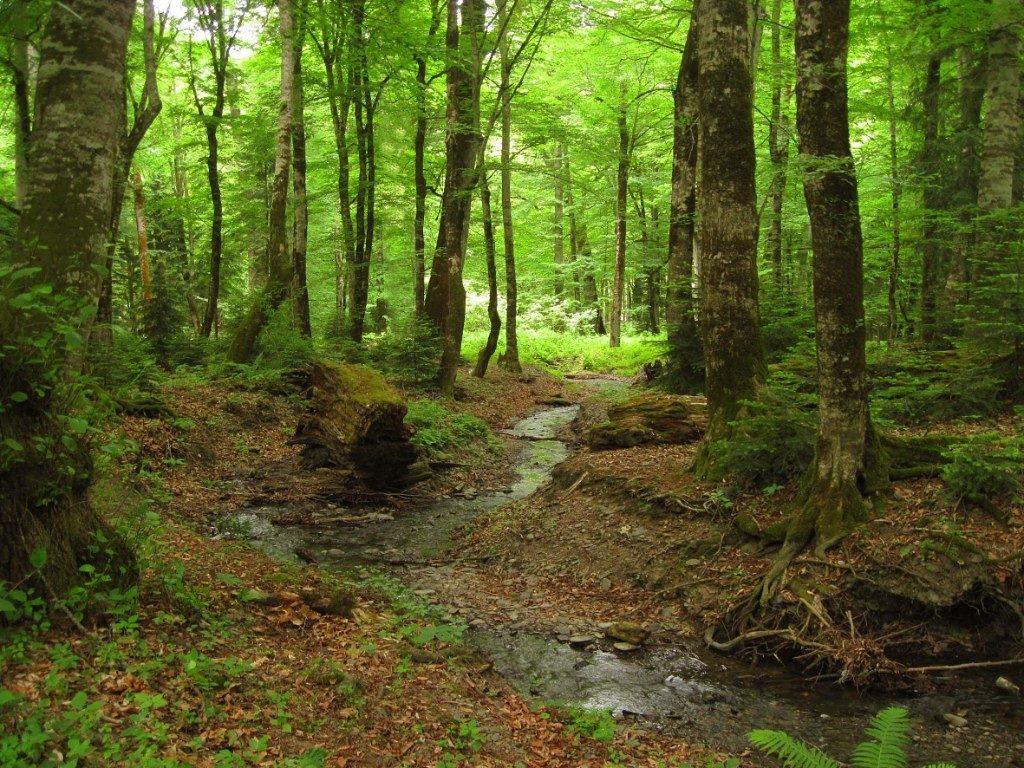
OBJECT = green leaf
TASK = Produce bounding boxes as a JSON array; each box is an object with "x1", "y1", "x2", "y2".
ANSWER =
[
  {"x1": 2, "y1": 438, "x2": 24, "y2": 453},
  {"x1": 68, "y1": 417, "x2": 89, "y2": 435},
  {"x1": 9, "y1": 391, "x2": 28, "y2": 403},
  {"x1": 29, "y1": 547, "x2": 47, "y2": 569},
  {"x1": 0, "y1": 598, "x2": 16, "y2": 615},
  {"x1": 64, "y1": 328, "x2": 84, "y2": 351}
]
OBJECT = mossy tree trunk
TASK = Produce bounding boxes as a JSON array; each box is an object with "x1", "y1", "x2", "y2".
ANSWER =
[
  {"x1": 413, "y1": 0, "x2": 443, "y2": 317},
  {"x1": 759, "y1": 0, "x2": 886, "y2": 601},
  {"x1": 1, "y1": 0, "x2": 138, "y2": 597},
  {"x1": 665, "y1": 9, "x2": 702, "y2": 392},
  {"x1": 764, "y1": 0, "x2": 790, "y2": 293},
  {"x1": 692, "y1": 0, "x2": 765, "y2": 475},
  {"x1": 425, "y1": 0, "x2": 483, "y2": 396},
  {"x1": 227, "y1": 0, "x2": 295, "y2": 363}
]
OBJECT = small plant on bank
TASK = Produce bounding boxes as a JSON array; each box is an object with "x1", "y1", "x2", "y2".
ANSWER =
[
  {"x1": 749, "y1": 706, "x2": 956, "y2": 768},
  {"x1": 406, "y1": 399, "x2": 495, "y2": 459}
]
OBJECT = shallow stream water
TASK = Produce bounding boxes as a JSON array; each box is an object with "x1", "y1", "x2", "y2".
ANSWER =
[{"x1": 228, "y1": 401, "x2": 1024, "y2": 766}]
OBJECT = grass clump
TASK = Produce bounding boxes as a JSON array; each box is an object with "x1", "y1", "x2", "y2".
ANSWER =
[{"x1": 941, "y1": 432, "x2": 1023, "y2": 510}]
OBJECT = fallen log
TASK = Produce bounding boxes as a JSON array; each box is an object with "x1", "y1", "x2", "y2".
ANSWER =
[
  {"x1": 588, "y1": 393, "x2": 707, "y2": 450},
  {"x1": 291, "y1": 362, "x2": 424, "y2": 490}
]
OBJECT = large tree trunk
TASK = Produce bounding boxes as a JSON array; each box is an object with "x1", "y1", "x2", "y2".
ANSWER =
[
  {"x1": 1, "y1": 0, "x2": 137, "y2": 597},
  {"x1": 973, "y1": 0, "x2": 1023, "y2": 367},
  {"x1": 610, "y1": 80, "x2": 629, "y2": 348},
  {"x1": 759, "y1": 0, "x2": 887, "y2": 601},
  {"x1": 292, "y1": 3, "x2": 312, "y2": 338},
  {"x1": 499, "y1": 0, "x2": 522, "y2": 374},
  {"x1": 666, "y1": 12, "x2": 702, "y2": 392},
  {"x1": 425, "y1": 0, "x2": 483, "y2": 396},
  {"x1": 227, "y1": 0, "x2": 295, "y2": 362},
  {"x1": 473, "y1": 168, "x2": 501, "y2": 378},
  {"x1": 693, "y1": 0, "x2": 765, "y2": 475},
  {"x1": 881, "y1": 18, "x2": 903, "y2": 343}
]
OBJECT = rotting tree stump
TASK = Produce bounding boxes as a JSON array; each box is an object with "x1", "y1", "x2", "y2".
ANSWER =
[
  {"x1": 588, "y1": 393, "x2": 708, "y2": 450},
  {"x1": 291, "y1": 362, "x2": 424, "y2": 490}
]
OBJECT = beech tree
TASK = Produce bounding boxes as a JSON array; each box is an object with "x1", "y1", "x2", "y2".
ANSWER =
[
  {"x1": 227, "y1": 0, "x2": 296, "y2": 362},
  {"x1": 424, "y1": 0, "x2": 483, "y2": 396},
  {"x1": 0, "y1": 0, "x2": 138, "y2": 595},
  {"x1": 692, "y1": 0, "x2": 765, "y2": 474},
  {"x1": 759, "y1": 0, "x2": 887, "y2": 600}
]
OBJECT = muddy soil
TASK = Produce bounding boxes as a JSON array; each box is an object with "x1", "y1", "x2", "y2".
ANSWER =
[{"x1": 227, "y1": 378, "x2": 1024, "y2": 768}]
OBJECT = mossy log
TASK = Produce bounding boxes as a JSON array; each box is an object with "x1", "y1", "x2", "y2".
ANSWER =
[
  {"x1": 292, "y1": 362, "x2": 422, "y2": 490},
  {"x1": 588, "y1": 393, "x2": 707, "y2": 450}
]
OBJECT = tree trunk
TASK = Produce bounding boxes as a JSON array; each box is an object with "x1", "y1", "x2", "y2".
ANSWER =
[
  {"x1": 693, "y1": 0, "x2": 765, "y2": 474},
  {"x1": 666, "y1": 12, "x2": 702, "y2": 391},
  {"x1": 920, "y1": 39, "x2": 945, "y2": 345},
  {"x1": 292, "y1": 2, "x2": 312, "y2": 338},
  {"x1": 227, "y1": 0, "x2": 295, "y2": 363},
  {"x1": 941, "y1": 45, "x2": 986, "y2": 331},
  {"x1": 414, "y1": 0, "x2": 442, "y2": 317},
  {"x1": 565, "y1": 155, "x2": 581, "y2": 302},
  {"x1": 552, "y1": 143, "x2": 565, "y2": 297},
  {"x1": 760, "y1": 0, "x2": 887, "y2": 601},
  {"x1": 765, "y1": 0, "x2": 790, "y2": 291},
  {"x1": 97, "y1": 0, "x2": 163, "y2": 347},
  {"x1": 1, "y1": 0, "x2": 137, "y2": 597},
  {"x1": 425, "y1": 0, "x2": 483, "y2": 396},
  {"x1": 473, "y1": 168, "x2": 501, "y2": 377},
  {"x1": 610, "y1": 80, "x2": 629, "y2": 348},
  {"x1": 132, "y1": 167, "x2": 153, "y2": 302},
  {"x1": 11, "y1": 36, "x2": 31, "y2": 210},
  {"x1": 972, "y1": 0, "x2": 1023, "y2": 359},
  {"x1": 499, "y1": 2, "x2": 522, "y2": 373},
  {"x1": 881, "y1": 16, "x2": 902, "y2": 343}
]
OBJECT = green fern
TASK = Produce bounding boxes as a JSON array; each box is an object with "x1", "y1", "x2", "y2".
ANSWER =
[
  {"x1": 749, "y1": 707, "x2": 958, "y2": 768},
  {"x1": 748, "y1": 729, "x2": 840, "y2": 768}
]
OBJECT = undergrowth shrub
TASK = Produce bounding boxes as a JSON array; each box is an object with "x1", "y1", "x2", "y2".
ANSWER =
[
  {"x1": 869, "y1": 349, "x2": 1005, "y2": 427},
  {"x1": 406, "y1": 399, "x2": 493, "y2": 458},
  {"x1": 940, "y1": 432, "x2": 1023, "y2": 508},
  {"x1": 92, "y1": 327, "x2": 161, "y2": 392},
  {"x1": 365, "y1": 316, "x2": 440, "y2": 386},
  {"x1": 252, "y1": 306, "x2": 317, "y2": 372},
  {"x1": 705, "y1": 379, "x2": 816, "y2": 487}
]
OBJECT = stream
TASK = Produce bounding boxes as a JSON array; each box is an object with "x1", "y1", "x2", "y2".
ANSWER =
[{"x1": 225, "y1": 403, "x2": 1024, "y2": 767}]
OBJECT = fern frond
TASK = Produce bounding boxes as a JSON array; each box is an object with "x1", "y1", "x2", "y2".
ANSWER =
[
  {"x1": 923, "y1": 763, "x2": 958, "y2": 768},
  {"x1": 851, "y1": 707, "x2": 910, "y2": 768},
  {"x1": 749, "y1": 729, "x2": 841, "y2": 768}
]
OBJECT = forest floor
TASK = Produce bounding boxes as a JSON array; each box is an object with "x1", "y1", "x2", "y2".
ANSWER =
[{"x1": 4, "y1": 361, "x2": 1022, "y2": 767}]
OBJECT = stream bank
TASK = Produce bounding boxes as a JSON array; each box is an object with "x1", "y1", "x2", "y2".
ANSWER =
[{"x1": 221, "y1": 385, "x2": 1023, "y2": 767}]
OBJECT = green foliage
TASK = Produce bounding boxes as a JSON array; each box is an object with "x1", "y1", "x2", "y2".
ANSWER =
[
  {"x1": 869, "y1": 351, "x2": 1005, "y2": 427},
  {"x1": 561, "y1": 705, "x2": 617, "y2": 743},
  {"x1": 749, "y1": 707, "x2": 958, "y2": 768},
  {"x1": 362, "y1": 316, "x2": 442, "y2": 386},
  {"x1": 252, "y1": 306, "x2": 317, "y2": 372},
  {"x1": 704, "y1": 380, "x2": 817, "y2": 487},
  {"x1": 406, "y1": 399, "x2": 493, "y2": 458},
  {"x1": 476, "y1": 328, "x2": 662, "y2": 376},
  {"x1": 940, "y1": 432, "x2": 1023, "y2": 507}
]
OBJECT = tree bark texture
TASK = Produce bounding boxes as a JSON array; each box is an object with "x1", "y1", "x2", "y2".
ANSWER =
[
  {"x1": 765, "y1": 0, "x2": 789, "y2": 291},
  {"x1": 666, "y1": 11, "x2": 702, "y2": 391},
  {"x1": 694, "y1": 0, "x2": 765, "y2": 448},
  {"x1": 785, "y1": 0, "x2": 883, "y2": 558},
  {"x1": 425, "y1": 0, "x2": 483, "y2": 396},
  {"x1": 1, "y1": 0, "x2": 138, "y2": 596},
  {"x1": 227, "y1": 0, "x2": 295, "y2": 362},
  {"x1": 919, "y1": 45, "x2": 945, "y2": 345}
]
